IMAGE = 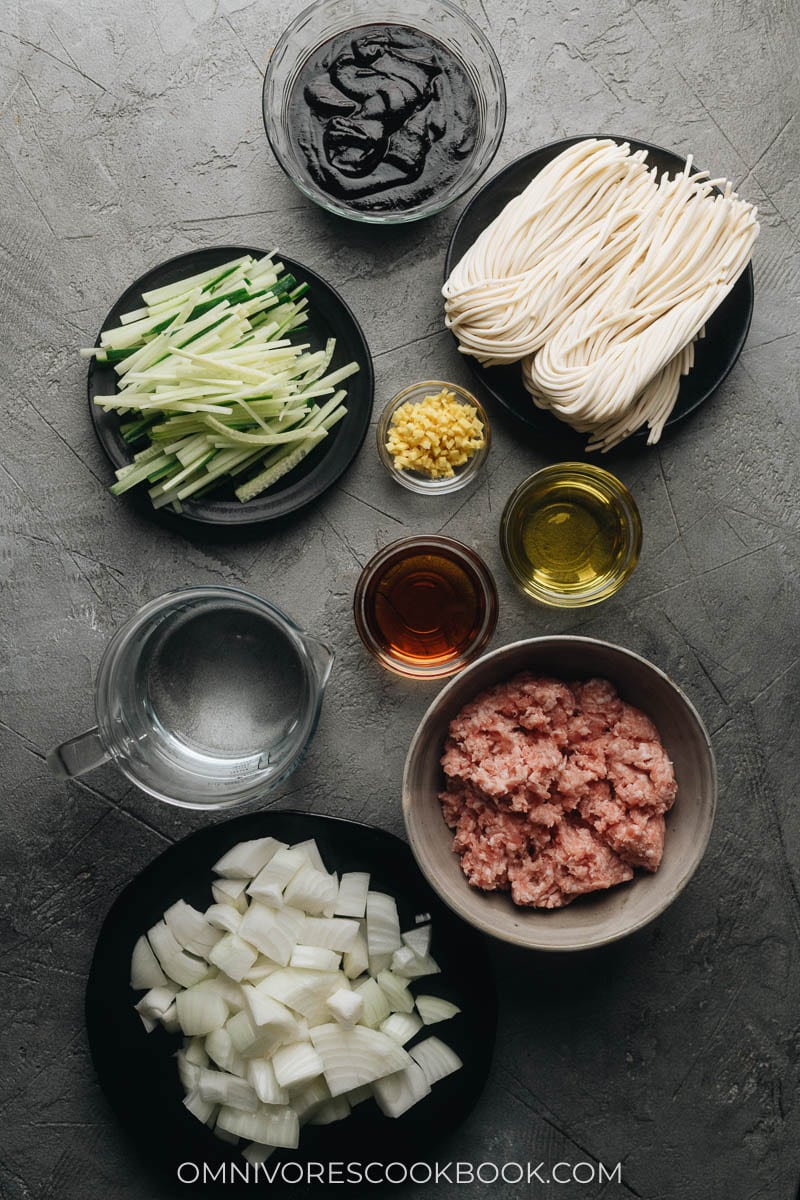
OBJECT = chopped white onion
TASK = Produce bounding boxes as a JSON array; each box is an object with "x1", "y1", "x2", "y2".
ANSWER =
[
  {"x1": 272, "y1": 1041, "x2": 325, "y2": 1089},
  {"x1": 368, "y1": 952, "x2": 394, "y2": 977},
  {"x1": 205, "y1": 1028, "x2": 247, "y2": 1077},
  {"x1": 346, "y1": 1083, "x2": 373, "y2": 1107},
  {"x1": 259, "y1": 968, "x2": 346, "y2": 1028},
  {"x1": 148, "y1": 922, "x2": 210, "y2": 989},
  {"x1": 242, "y1": 1142, "x2": 275, "y2": 1167},
  {"x1": 130, "y1": 934, "x2": 168, "y2": 990},
  {"x1": 310, "y1": 1023, "x2": 412, "y2": 1097},
  {"x1": 298, "y1": 916, "x2": 359, "y2": 952},
  {"x1": 135, "y1": 983, "x2": 179, "y2": 1022},
  {"x1": 292, "y1": 1075, "x2": 330, "y2": 1121},
  {"x1": 197, "y1": 1068, "x2": 258, "y2": 1111},
  {"x1": 243, "y1": 957, "x2": 280, "y2": 983},
  {"x1": 284, "y1": 864, "x2": 338, "y2": 915},
  {"x1": 241, "y1": 986, "x2": 298, "y2": 1040},
  {"x1": 238, "y1": 902, "x2": 305, "y2": 966},
  {"x1": 380, "y1": 1011, "x2": 422, "y2": 1045},
  {"x1": 310, "y1": 1095, "x2": 351, "y2": 1125},
  {"x1": 246, "y1": 1058, "x2": 289, "y2": 1106},
  {"x1": 213, "y1": 838, "x2": 286, "y2": 880},
  {"x1": 208, "y1": 934, "x2": 258, "y2": 982},
  {"x1": 205, "y1": 904, "x2": 242, "y2": 934},
  {"x1": 409, "y1": 1037, "x2": 463, "y2": 1087},
  {"x1": 415, "y1": 995, "x2": 461, "y2": 1026},
  {"x1": 130, "y1": 830, "x2": 464, "y2": 1164},
  {"x1": 247, "y1": 847, "x2": 306, "y2": 907},
  {"x1": 175, "y1": 985, "x2": 229, "y2": 1036},
  {"x1": 353, "y1": 977, "x2": 390, "y2": 1029},
  {"x1": 376, "y1": 970, "x2": 414, "y2": 1014},
  {"x1": 177, "y1": 1049, "x2": 202, "y2": 1093},
  {"x1": 290, "y1": 945, "x2": 341, "y2": 973},
  {"x1": 326, "y1": 988, "x2": 363, "y2": 1027},
  {"x1": 372, "y1": 1061, "x2": 431, "y2": 1118},
  {"x1": 334, "y1": 872, "x2": 370, "y2": 919},
  {"x1": 401, "y1": 924, "x2": 432, "y2": 958},
  {"x1": 292, "y1": 838, "x2": 326, "y2": 873},
  {"x1": 365, "y1": 892, "x2": 402, "y2": 957},
  {"x1": 164, "y1": 900, "x2": 222, "y2": 958},
  {"x1": 184, "y1": 1037, "x2": 209, "y2": 1069},
  {"x1": 342, "y1": 930, "x2": 369, "y2": 980},
  {"x1": 212, "y1": 878, "x2": 249, "y2": 913},
  {"x1": 183, "y1": 1089, "x2": 217, "y2": 1126},
  {"x1": 391, "y1": 946, "x2": 417, "y2": 974},
  {"x1": 161, "y1": 1002, "x2": 181, "y2": 1034},
  {"x1": 394, "y1": 952, "x2": 441, "y2": 980}
]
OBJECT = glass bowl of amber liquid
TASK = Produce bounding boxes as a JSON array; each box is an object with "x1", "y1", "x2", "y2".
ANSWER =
[
  {"x1": 500, "y1": 463, "x2": 643, "y2": 608},
  {"x1": 353, "y1": 536, "x2": 498, "y2": 678}
]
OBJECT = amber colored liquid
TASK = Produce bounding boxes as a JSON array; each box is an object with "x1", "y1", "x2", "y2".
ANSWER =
[{"x1": 367, "y1": 551, "x2": 485, "y2": 668}]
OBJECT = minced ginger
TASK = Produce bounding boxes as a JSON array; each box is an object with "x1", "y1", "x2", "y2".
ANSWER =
[{"x1": 386, "y1": 388, "x2": 486, "y2": 479}]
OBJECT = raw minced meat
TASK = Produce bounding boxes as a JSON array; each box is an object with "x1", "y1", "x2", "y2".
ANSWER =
[{"x1": 439, "y1": 673, "x2": 677, "y2": 908}]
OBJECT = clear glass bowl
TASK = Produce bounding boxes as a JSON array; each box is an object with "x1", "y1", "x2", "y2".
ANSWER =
[
  {"x1": 262, "y1": 0, "x2": 507, "y2": 224},
  {"x1": 376, "y1": 380, "x2": 490, "y2": 495},
  {"x1": 353, "y1": 535, "x2": 498, "y2": 678},
  {"x1": 499, "y1": 463, "x2": 642, "y2": 608}
]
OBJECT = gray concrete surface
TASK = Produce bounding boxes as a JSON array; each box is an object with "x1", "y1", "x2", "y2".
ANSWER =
[{"x1": 1, "y1": 0, "x2": 799, "y2": 1197}]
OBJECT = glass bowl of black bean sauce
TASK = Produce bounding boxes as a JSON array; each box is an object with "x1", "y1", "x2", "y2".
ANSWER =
[{"x1": 263, "y1": 0, "x2": 506, "y2": 223}]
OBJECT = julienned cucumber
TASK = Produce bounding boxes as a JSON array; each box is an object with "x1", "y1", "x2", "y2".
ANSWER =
[{"x1": 84, "y1": 253, "x2": 358, "y2": 508}]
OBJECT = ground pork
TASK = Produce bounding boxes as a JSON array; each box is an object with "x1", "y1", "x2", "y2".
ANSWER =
[{"x1": 439, "y1": 673, "x2": 677, "y2": 908}]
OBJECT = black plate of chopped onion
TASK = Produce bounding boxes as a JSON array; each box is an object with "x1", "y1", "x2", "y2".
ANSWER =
[{"x1": 85, "y1": 811, "x2": 496, "y2": 1196}]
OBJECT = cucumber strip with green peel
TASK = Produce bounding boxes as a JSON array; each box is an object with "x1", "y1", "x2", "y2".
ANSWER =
[
  {"x1": 150, "y1": 451, "x2": 216, "y2": 495},
  {"x1": 141, "y1": 256, "x2": 251, "y2": 307},
  {"x1": 130, "y1": 443, "x2": 166, "y2": 466},
  {"x1": 175, "y1": 437, "x2": 214, "y2": 467},
  {"x1": 120, "y1": 416, "x2": 157, "y2": 443},
  {"x1": 119, "y1": 305, "x2": 148, "y2": 325},
  {"x1": 147, "y1": 461, "x2": 180, "y2": 484},
  {"x1": 230, "y1": 394, "x2": 345, "y2": 483},
  {"x1": 111, "y1": 453, "x2": 175, "y2": 494},
  {"x1": 102, "y1": 289, "x2": 202, "y2": 350},
  {"x1": 235, "y1": 409, "x2": 345, "y2": 503},
  {"x1": 175, "y1": 446, "x2": 265, "y2": 501}
]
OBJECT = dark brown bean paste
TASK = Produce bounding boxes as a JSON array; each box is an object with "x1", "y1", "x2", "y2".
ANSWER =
[{"x1": 288, "y1": 24, "x2": 479, "y2": 212}]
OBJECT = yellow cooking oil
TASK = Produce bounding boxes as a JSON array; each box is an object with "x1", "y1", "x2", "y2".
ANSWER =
[{"x1": 500, "y1": 464, "x2": 642, "y2": 606}]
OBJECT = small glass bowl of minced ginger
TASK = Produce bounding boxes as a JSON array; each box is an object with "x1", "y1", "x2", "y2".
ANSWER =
[{"x1": 377, "y1": 381, "x2": 490, "y2": 495}]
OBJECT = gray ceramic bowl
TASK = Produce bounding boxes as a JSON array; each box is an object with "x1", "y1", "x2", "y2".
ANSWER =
[{"x1": 402, "y1": 636, "x2": 717, "y2": 951}]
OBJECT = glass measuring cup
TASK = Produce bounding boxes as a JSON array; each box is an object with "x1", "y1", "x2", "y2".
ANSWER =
[{"x1": 47, "y1": 586, "x2": 334, "y2": 809}]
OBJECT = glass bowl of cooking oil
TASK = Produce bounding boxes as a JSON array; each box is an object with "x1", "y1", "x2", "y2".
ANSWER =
[
  {"x1": 499, "y1": 463, "x2": 642, "y2": 607},
  {"x1": 353, "y1": 535, "x2": 498, "y2": 677}
]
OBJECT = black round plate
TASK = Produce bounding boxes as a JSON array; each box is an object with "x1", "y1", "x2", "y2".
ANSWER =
[
  {"x1": 86, "y1": 811, "x2": 497, "y2": 1196},
  {"x1": 89, "y1": 247, "x2": 374, "y2": 530},
  {"x1": 444, "y1": 135, "x2": 755, "y2": 449}
]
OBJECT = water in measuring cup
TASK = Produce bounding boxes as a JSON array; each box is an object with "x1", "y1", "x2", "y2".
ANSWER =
[{"x1": 136, "y1": 603, "x2": 307, "y2": 772}]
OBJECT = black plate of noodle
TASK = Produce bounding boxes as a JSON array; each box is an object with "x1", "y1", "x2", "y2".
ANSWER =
[
  {"x1": 85, "y1": 810, "x2": 497, "y2": 1197},
  {"x1": 443, "y1": 136, "x2": 755, "y2": 452},
  {"x1": 89, "y1": 246, "x2": 374, "y2": 533}
]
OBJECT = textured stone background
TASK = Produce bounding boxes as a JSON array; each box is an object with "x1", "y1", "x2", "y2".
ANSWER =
[{"x1": 1, "y1": 0, "x2": 799, "y2": 1197}]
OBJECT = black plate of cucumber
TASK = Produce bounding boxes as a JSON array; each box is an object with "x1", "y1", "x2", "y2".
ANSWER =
[{"x1": 88, "y1": 246, "x2": 374, "y2": 532}]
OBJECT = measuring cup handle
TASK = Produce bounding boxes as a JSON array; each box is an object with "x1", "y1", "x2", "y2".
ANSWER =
[
  {"x1": 304, "y1": 635, "x2": 335, "y2": 689},
  {"x1": 47, "y1": 727, "x2": 110, "y2": 780}
]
